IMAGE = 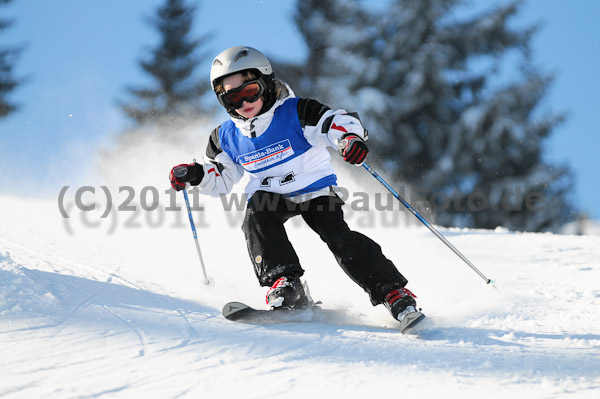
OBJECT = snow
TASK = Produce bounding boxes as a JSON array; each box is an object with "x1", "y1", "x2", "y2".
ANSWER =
[
  {"x1": 561, "y1": 218, "x2": 600, "y2": 236},
  {"x1": 1, "y1": 188, "x2": 600, "y2": 398}
]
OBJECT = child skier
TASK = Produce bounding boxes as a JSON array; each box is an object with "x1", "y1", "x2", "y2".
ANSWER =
[{"x1": 169, "y1": 46, "x2": 419, "y2": 324}]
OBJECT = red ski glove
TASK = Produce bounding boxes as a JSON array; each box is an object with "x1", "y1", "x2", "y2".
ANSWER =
[
  {"x1": 338, "y1": 134, "x2": 368, "y2": 165},
  {"x1": 169, "y1": 163, "x2": 204, "y2": 191}
]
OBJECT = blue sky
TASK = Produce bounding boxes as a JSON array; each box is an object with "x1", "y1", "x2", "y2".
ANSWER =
[{"x1": 1, "y1": 0, "x2": 599, "y2": 219}]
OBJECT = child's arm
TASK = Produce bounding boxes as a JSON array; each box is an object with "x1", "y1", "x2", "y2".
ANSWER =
[
  {"x1": 297, "y1": 98, "x2": 368, "y2": 149},
  {"x1": 192, "y1": 127, "x2": 245, "y2": 197}
]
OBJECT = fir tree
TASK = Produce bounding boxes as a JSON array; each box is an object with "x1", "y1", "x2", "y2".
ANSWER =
[
  {"x1": 274, "y1": 0, "x2": 373, "y2": 101},
  {"x1": 120, "y1": 0, "x2": 210, "y2": 125},
  {"x1": 0, "y1": 0, "x2": 23, "y2": 119},
  {"x1": 285, "y1": 0, "x2": 575, "y2": 231}
]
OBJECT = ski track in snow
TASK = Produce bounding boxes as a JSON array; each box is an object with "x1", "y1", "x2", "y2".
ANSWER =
[{"x1": 1, "y1": 196, "x2": 599, "y2": 398}]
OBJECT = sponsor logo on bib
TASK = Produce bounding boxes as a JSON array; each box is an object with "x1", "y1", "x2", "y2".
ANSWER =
[{"x1": 238, "y1": 139, "x2": 295, "y2": 170}]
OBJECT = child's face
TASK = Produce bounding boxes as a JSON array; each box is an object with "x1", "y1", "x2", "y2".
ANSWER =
[{"x1": 223, "y1": 73, "x2": 264, "y2": 119}]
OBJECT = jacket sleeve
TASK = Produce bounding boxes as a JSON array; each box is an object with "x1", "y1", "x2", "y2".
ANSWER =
[
  {"x1": 297, "y1": 98, "x2": 368, "y2": 149},
  {"x1": 195, "y1": 126, "x2": 244, "y2": 197}
]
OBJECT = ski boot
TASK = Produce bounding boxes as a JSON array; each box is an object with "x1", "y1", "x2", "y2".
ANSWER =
[
  {"x1": 266, "y1": 275, "x2": 312, "y2": 310},
  {"x1": 384, "y1": 287, "x2": 419, "y2": 322}
]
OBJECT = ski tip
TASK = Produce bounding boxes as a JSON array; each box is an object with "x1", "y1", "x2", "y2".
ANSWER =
[
  {"x1": 400, "y1": 311, "x2": 426, "y2": 334},
  {"x1": 222, "y1": 301, "x2": 251, "y2": 320}
]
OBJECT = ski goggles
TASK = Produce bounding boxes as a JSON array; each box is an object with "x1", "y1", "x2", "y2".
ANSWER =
[{"x1": 219, "y1": 80, "x2": 265, "y2": 109}]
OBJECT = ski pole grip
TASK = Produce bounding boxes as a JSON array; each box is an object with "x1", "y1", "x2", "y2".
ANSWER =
[{"x1": 174, "y1": 165, "x2": 188, "y2": 178}]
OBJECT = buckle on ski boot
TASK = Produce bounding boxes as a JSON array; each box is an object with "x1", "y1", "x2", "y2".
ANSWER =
[{"x1": 266, "y1": 275, "x2": 313, "y2": 309}]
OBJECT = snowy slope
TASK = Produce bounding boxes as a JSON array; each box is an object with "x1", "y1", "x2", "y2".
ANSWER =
[{"x1": 1, "y1": 191, "x2": 599, "y2": 399}]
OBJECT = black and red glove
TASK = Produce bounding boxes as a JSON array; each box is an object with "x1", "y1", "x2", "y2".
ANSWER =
[
  {"x1": 169, "y1": 163, "x2": 204, "y2": 191},
  {"x1": 338, "y1": 134, "x2": 368, "y2": 165}
]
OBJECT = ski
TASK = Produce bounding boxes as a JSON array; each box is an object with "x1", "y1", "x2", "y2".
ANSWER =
[
  {"x1": 397, "y1": 310, "x2": 426, "y2": 333},
  {"x1": 222, "y1": 301, "x2": 426, "y2": 333},
  {"x1": 222, "y1": 301, "x2": 325, "y2": 324}
]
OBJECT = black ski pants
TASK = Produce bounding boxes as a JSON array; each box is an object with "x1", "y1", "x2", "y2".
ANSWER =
[{"x1": 241, "y1": 190, "x2": 408, "y2": 305}]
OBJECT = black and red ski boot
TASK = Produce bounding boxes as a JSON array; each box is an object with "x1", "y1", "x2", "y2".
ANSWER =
[
  {"x1": 266, "y1": 275, "x2": 312, "y2": 310},
  {"x1": 384, "y1": 287, "x2": 419, "y2": 322}
]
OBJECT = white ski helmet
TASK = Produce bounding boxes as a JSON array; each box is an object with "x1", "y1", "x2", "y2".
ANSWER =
[
  {"x1": 210, "y1": 46, "x2": 273, "y2": 91},
  {"x1": 210, "y1": 46, "x2": 277, "y2": 116}
]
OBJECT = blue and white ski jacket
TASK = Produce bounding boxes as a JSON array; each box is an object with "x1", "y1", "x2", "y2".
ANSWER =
[{"x1": 196, "y1": 82, "x2": 367, "y2": 200}]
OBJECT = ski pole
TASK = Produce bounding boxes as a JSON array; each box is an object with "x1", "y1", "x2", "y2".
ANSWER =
[
  {"x1": 174, "y1": 166, "x2": 211, "y2": 286},
  {"x1": 361, "y1": 162, "x2": 494, "y2": 285}
]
